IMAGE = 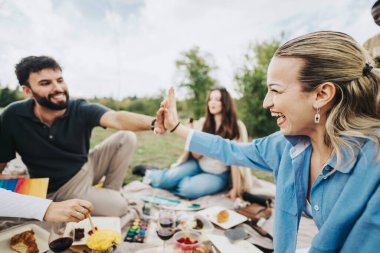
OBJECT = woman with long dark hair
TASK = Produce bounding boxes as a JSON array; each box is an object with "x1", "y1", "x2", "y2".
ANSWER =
[{"x1": 143, "y1": 86, "x2": 252, "y2": 199}]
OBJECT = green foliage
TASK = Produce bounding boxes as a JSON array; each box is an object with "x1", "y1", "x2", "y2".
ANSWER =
[
  {"x1": 176, "y1": 46, "x2": 217, "y2": 119},
  {"x1": 0, "y1": 85, "x2": 25, "y2": 107},
  {"x1": 235, "y1": 39, "x2": 282, "y2": 137},
  {"x1": 89, "y1": 93, "x2": 165, "y2": 116},
  {"x1": 89, "y1": 97, "x2": 122, "y2": 110},
  {"x1": 126, "y1": 97, "x2": 163, "y2": 116}
]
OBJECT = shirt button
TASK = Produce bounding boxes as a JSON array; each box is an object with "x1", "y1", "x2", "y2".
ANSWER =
[
  {"x1": 49, "y1": 135, "x2": 53, "y2": 139},
  {"x1": 314, "y1": 205, "x2": 320, "y2": 211}
]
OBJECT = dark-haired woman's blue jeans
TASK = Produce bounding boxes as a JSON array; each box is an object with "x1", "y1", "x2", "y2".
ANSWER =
[{"x1": 147, "y1": 159, "x2": 229, "y2": 199}]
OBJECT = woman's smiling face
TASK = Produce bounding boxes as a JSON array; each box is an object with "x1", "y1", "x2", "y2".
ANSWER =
[
  {"x1": 208, "y1": 90, "x2": 223, "y2": 115},
  {"x1": 263, "y1": 56, "x2": 317, "y2": 136}
]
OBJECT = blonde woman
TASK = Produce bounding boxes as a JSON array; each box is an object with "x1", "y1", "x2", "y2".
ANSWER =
[{"x1": 159, "y1": 31, "x2": 380, "y2": 252}]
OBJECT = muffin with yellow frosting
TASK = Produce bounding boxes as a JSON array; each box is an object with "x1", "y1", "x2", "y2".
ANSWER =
[{"x1": 86, "y1": 229, "x2": 121, "y2": 252}]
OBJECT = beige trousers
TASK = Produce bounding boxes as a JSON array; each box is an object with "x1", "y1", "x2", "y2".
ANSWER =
[{"x1": 48, "y1": 131, "x2": 137, "y2": 216}]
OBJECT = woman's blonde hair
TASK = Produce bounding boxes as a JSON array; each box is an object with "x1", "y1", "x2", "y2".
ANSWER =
[{"x1": 275, "y1": 31, "x2": 380, "y2": 167}]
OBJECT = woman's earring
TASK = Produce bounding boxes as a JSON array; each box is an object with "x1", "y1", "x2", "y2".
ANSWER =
[{"x1": 314, "y1": 107, "x2": 320, "y2": 124}]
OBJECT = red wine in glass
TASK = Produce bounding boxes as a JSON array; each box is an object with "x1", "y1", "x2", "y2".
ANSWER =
[
  {"x1": 159, "y1": 218, "x2": 174, "y2": 228},
  {"x1": 48, "y1": 222, "x2": 74, "y2": 253},
  {"x1": 156, "y1": 227, "x2": 176, "y2": 241},
  {"x1": 49, "y1": 237, "x2": 73, "y2": 252}
]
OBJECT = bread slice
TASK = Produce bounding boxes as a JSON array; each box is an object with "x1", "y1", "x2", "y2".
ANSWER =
[
  {"x1": 217, "y1": 209, "x2": 229, "y2": 223},
  {"x1": 10, "y1": 230, "x2": 39, "y2": 253}
]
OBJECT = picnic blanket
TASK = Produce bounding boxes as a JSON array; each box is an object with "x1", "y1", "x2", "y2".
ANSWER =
[
  {"x1": 120, "y1": 178, "x2": 318, "y2": 251},
  {"x1": 1, "y1": 156, "x2": 318, "y2": 252}
]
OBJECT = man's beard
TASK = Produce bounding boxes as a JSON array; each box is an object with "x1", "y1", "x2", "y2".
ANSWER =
[{"x1": 31, "y1": 90, "x2": 70, "y2": 110}]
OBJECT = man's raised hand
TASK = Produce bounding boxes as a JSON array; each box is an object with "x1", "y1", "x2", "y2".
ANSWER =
[{"x1": 162, "y1": 87, "x2": 179, "y2": 131}]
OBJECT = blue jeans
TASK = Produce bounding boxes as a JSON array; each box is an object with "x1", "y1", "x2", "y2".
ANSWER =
[{"x1": 147, "y1": 159, "x2": 229, "y2": 199}]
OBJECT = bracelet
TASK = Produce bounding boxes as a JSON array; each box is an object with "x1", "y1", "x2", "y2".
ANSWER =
[
  {"x1": 170, "y1": 122, "x2": 181, "y2": 133},
  {"x1": 150, "y1": 118, "x2": 156, "y2": 131}
]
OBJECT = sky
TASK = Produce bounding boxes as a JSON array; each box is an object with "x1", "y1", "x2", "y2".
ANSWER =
[{"x1": 0, "y1": 0, "x2": 378, "y2": 99}]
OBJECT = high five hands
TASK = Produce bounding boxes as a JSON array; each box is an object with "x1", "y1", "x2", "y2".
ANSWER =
[{"x1": 155, "y1": 87, "x2": 180, "y2": 133}]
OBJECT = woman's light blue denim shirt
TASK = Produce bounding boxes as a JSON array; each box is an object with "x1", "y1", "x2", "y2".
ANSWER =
[{"x1": 186, "y1": 130, "x2": 380, "y2": 252}]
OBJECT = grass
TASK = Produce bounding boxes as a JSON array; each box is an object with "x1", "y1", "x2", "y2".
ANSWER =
[{"x1": 90, "y1": 127, "x2": 274, "y2": 185}]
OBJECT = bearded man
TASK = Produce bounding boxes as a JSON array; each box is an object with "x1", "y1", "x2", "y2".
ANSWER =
[{"x1": 0, "y1": 56, "x2": 164, "y2": 216}]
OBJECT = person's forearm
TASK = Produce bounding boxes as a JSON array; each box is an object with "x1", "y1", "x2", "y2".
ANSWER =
[
  {"x1": 104, "y1": 111, "x2": 154, "y2": 131},
  {"x1": 171, "y1": 123, "x2": 191, "y2": 139},
  {"x1": 118, "y1": 111, "x2": 154, "y2": 131},
  {"x1": 0, "y1": 189, "x2": 52, "y2": 220},
  {"x1": 187, "y1": 130, "x2": 270, "y2": 171}
]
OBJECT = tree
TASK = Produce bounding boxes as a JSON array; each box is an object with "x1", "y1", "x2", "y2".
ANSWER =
[
  {"x1": 235, "y1": 38, "x2": 282, "y2": 137},
  {"x1": 176, "y1": 46, "x2": 217, "y2": 119},
  {"x1": 0, "y1": 86, "x2": 21, "y2": 108}
]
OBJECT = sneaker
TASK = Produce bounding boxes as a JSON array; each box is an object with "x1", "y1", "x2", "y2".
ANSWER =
[{"x1": 132, "y1": 165, "x2": 158, "y2": 177}]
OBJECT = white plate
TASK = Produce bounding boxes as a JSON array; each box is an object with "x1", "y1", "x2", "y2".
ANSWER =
[
  {"x1": 193, "y1": 214, "x2": 214, "y2": 232},
  {"x1": 176, "y1": 213, "x2": 214, "y2": 232},
  {"x1": 0, "y1": 224, "x2": 49, "y2": 253},
  {"x1": 67, "y1": 216, "x2": 121, "y2": 246},
  {"x1": 197, "y1": 206, "x2": 247, "y2": 230},
  {"x1": 205, "y1": 233, "x2": 263, "y2": 253}
]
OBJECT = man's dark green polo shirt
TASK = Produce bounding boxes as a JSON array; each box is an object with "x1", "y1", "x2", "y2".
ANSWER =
[{"x1": 0, "y1": 98, "x2": 109, "y2": 193}]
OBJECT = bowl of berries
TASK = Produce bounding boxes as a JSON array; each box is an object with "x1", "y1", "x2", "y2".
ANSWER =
[{"x1": 173, "y1": 230, "x2": 202, "y2": 251}]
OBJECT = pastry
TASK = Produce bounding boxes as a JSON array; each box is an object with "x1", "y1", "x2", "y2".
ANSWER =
[
  {"x1": 10, "y1": 230, "x2": 39, "y2": 253},
  {"x1": 217, "y1": 209, "x2": 229, "y2": 223},
  {"x1": 86, "y1": 229, "x2": 121, "y2": 251}
]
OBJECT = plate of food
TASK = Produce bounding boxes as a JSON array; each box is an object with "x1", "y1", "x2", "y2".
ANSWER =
[
  {"x1": 197, "y1": 206, "x2": 247, "y2": 230},
  {"x1": 177, "y1": 213, "x2": 214, "y2": 232},
  {"x1": 67, "y1": 216, "x2": 121, "y2": 246},
  {"x1": 0, "y1": 223, "x2": 49, "y2": 253}
]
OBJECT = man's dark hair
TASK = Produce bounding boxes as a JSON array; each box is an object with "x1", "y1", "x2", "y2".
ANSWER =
[
  {"x1": 15, "y1": 56, "x2": 62, "y2": 86},
  {"x1": 373, "y1": 0, "x2": 380, "y2": 9}
]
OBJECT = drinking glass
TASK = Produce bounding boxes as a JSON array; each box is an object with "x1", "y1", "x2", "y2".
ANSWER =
[
  {"x1": 156, "y1": 209, "x2": 176, "y2": 252},
  {"x1": 48, "y1": 223, "x2": 74, "y2": 253},
  {"x1": 158, "y1": 209, "x2": 176, "y2": 228}
]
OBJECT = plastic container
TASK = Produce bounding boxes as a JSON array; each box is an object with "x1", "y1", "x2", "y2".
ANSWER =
[{"x1": 173, "y1": 230, "x2": 202, "y2": 251}]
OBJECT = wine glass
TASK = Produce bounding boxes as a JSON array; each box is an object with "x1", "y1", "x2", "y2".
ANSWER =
[
  {"x1": 156, "y1": 209, "x2": 176, "y2": 252},
  {"x1": 48, "y1": 223, "x2": 74, "y2": 253},
  {"x1": 159, "y1": 209, "x2": 176, "y2": 228}
]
